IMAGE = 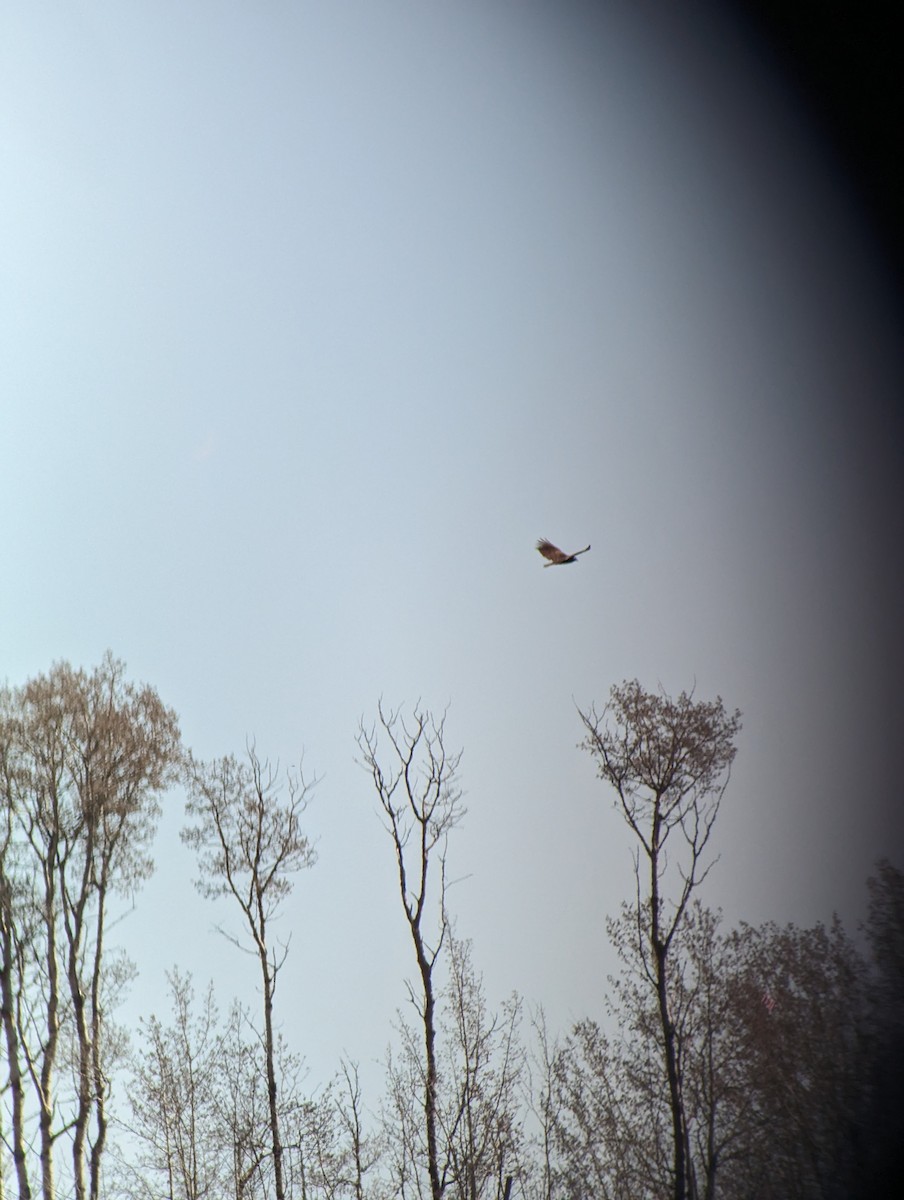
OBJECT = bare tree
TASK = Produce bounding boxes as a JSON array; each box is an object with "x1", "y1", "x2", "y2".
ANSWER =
[
  {"x1": 118, "y1": 973, "x2": 282, "y2": 1200},
  {"x1": 521, "y1": 1008, "x2": 562, "y2": 1200},
  {"x1": 280, "y1": 1066, "x2": 383, "y2": 1200},
  {"x1": 438, "y1": 936, "x2": 525, "y2": 1200},
  {"x1": 0, "y1": 655, "x2": 181, "y2": 1200},
  {"x1": 334, "y1": 1059, "x2": 383, "y2": 1200},
  {"x1": 554, "y1": 1017, "x2": 662, "y2": 1200},
  {"x1": 358, "y1": 706, "x2": 526, "y2": 1200},
  {"x1": 182, "y1": 744, "x2": 317, "y2": 1200},
  {"x1": 578, "y1": 680, "x2": 740, "y2": 1200},
  {"x1": 357, "y1": 703, "x2": 464, "y2": 1200},
  {"x1": 125, "y1": 970, "x2": 227, "y2": 1200}
]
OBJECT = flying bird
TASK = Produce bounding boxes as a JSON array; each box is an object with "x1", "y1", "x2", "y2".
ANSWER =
[{"x1": 536, "y1": 538, "x2": 591, "y2": 567}]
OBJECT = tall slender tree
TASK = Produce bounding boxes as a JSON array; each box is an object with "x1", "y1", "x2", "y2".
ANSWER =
[
  {"x1": 357, "y1": 703, "x2": 463, "y2": 1200},
  {"x1": 578, "y1": 681, "x2": 741, "y2": 1200},
  {"x1": 182, "y1": 744, "x2": 317, "y2": 1200}
]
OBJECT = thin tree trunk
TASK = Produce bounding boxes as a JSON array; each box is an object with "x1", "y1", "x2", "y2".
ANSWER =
[
  {"x1": 418, "y1": 947, "x2": 441, "y2": 1200},
  {"x1": 64, "y1": 856, "x2": 93, "y2": 1200},
  {"x1": 656, "y1": 948, "x2": 686, "y2": 1200},
  {"x1": 0, "y1": 888, "x2": 32, "y2": 1200},
  {"x1": 88, "y1": 882, "x2": 109, "y2": 1200},
  {"x1": 39, "y1": 856, "x2": 60, "y2": 1200},
  {"x1": 260, "y1": 947, "x2": 285, "y2": 1200},
  {"x1": 651, "y1": 807, "x2": 687, "y2": 1200}
]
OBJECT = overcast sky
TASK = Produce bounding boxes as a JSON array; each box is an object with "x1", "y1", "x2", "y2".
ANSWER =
[{"x1": 2, "y1": 0, "x2": 902, "y2": 1096}]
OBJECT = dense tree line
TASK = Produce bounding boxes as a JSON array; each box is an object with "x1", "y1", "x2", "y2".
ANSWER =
[{"x1": 1, "y1": 658, "x2": 901, "y2": 1198}]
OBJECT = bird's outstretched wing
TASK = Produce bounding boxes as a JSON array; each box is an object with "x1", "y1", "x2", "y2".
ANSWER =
[{"x1": 536, "y1": 538, "x2": 568, "y2": 564}]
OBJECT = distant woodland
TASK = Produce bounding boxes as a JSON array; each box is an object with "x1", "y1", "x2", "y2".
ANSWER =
[{"x1": 2, "y1": 655, "x2": 901, "y2": 1199}]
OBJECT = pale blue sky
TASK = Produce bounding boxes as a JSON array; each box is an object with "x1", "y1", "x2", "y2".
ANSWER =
[{"x1": 2, "y1": 0, "x2": 902, "y2": 1094}]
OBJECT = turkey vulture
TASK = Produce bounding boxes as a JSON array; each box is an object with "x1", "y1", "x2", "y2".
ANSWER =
[{"x1": 536, "y1": 538, "x2": 591, "y2": 567}]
